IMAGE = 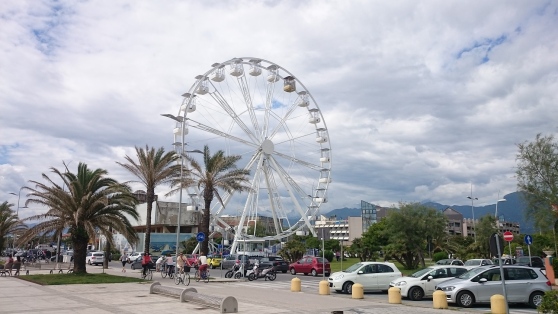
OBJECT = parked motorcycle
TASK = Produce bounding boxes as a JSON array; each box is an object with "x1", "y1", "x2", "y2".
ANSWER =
[{"x1": 247, "y1": 262, "x2": 276, "y2": 281}]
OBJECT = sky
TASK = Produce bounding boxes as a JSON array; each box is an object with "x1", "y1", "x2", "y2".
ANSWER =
[{"x1": 1, "y1": 0, "x2": 558, "y2": 221}]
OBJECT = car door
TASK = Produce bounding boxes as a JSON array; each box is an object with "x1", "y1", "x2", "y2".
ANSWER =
[
  {"x1": 504, "y1": 267, "x2": 531, "y2": 303},
  {"x1": 374, "y1": 264, "x2": 399, "y2": 290},
  {"x1": 301, "y1": 257, "x2": 313, "y2": 273},
  {"x1": 473, "y1": 268, "x2": 502, "y2": 303},
  {"x1": 356, "y1": 264, "x2": 378, "y2": 291}
]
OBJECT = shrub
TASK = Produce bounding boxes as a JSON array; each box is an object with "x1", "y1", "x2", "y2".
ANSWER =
[
  {"x1": 433, "y1": 251, "x2": 448, "y2": 262},
  {"x1": 324, "y1": 250, "x2": 334, "y2": 262},
  {"x1": 538, "y1": 290, "x2": 558, "y2": 314}
]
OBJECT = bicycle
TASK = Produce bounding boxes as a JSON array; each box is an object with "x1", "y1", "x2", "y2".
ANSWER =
[
  {"x1": 194, "y1": 266, "x2": 210, "y2": 283},
  {"x1": 174, "y1": 267, "x2": 190, "y2": 286},
  {"x1": 141, "y1": 268, "x2": 153, "y2": 280}
]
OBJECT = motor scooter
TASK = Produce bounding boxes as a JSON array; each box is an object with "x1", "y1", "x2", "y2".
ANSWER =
[{"x1": 247, "y1": 262, "x2": 276, "y2": 281}]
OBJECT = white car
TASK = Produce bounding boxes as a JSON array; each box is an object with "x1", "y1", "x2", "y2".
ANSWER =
[
  {"x1": 85, "y1": 251, "x2": 105, "y2": 265},
  {"x1": 463, "y1": 258, "x2": 493, "y2": 270},
  {"x1": 328, "y1": 262, "x2": 402, "y2": 294},
  {"x1": 389, "y1": 265, "x2": 469, "y2": 300}
]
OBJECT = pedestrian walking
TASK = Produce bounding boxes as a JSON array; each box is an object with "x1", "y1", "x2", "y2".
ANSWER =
[
  {"x1": 120, "y1": 254, "x2": 128, "y2": 272},
  {"x1": 335, "y1": 251, "x2": 340, "y2": 262}
]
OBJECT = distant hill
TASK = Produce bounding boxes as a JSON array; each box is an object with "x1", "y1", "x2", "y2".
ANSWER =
[{"x1": 324, "y1": 192, "x2": 535, "y2": 234}]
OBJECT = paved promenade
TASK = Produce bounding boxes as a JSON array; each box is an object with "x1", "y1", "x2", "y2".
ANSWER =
[{"x1": 0, "y1": 264, "x2": 480, "y2": 314}]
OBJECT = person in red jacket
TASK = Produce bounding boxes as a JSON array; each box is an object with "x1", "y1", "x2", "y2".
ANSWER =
[{"x1": 141, "y1": 252, "x2": 152, "y2": 277}]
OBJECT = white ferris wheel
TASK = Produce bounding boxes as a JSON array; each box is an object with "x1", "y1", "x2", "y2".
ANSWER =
[{"x1": 172, "y1": 57, "x2": 332, "y2": 253}]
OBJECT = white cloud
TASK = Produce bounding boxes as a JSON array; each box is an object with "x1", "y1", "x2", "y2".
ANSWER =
[{"x1": 1, "y1": 0, "x2": 557, "y2": 222}]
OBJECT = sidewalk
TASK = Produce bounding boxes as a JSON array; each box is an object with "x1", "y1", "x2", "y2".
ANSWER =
[{"x1": 0, "y1": 264, "x2": 477, "y2": 314}]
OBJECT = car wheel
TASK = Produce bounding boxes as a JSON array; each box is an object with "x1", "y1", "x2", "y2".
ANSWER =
[
  {"x1": 529, "y1": 291, "x2": 544, "y2": 309},
  {"x1": 409, "y1": 287, "x2": 425, "y2": 301},
  {"x1": 311, "y1": 269, "x2": 318, "y2": 277},
  {"x1": 282, "y1": 270, "x2": 287, "y2": 273},
  {"x1": 343, "y1": 282, "x2": 353, "y2": 294},
  {"x1": 88, "y1": 260, "x2": 92, "y2": 265},
  {"x1": 290, "y1": 268, "x2": 296, "y2": 275},
  {"x1": 210, "y1": 264, "x2": 214, "y2": 269},
  {"x1": 131, "y1": 265, "x2": 135, "y2": 270},
  {"x1": 456, "y1": 291, "x2": 475, "y2": 307}
]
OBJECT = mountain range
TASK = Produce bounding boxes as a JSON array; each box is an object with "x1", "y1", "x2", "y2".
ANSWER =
[{"x1": 324, "y1": 191, "x2": 536, "y2": 234}]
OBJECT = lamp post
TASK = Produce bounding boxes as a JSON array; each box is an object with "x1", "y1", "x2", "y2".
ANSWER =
[
  {"x1": 494, "y1": 195, "x2": 509, "y2": 314},
  {"x1": 162, "y1": 112, "x2": 203, "y2": 275},
  {"x1": 494, "y1": 197, "x2": 507, "y2": 229},
  {"x1": 9, "y1": 186, "x2": 25, "y2": 216},
  {"x1": 467, "y1": 189, "x2": 478, "y2": 242}
]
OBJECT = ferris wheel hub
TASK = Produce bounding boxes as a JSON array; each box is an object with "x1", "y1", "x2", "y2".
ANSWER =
[{"x1": 261, "y1": 139, "x2": 274, "y2": 155}]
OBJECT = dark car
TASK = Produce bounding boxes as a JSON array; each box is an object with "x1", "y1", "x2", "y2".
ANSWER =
[
  {"x1": 516, "y1": 256, "x2": 545, "y2": 270},
  {"x1": 131, "y1": 255, "x2": 158, "y2": 270},
  {"x1": 259, "y1": 256, "x2": 289, "y2": 273}
]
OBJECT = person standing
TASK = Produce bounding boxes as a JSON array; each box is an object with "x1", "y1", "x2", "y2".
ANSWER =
[
  {"x1": 335, "y1": 251, "x2": 340, "y2": 262},
  {"x1": 120, "y1": 254, "x2": 128, "y2": 272}
]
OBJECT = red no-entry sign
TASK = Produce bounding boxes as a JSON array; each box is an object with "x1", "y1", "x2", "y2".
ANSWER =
[{"x1": 503, "y1": 231, "x2": 514, "y2": 242}]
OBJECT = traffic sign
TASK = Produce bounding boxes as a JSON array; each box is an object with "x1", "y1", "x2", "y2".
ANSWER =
[
  {"x1": 196, "y1": 232, "x2": 205, "y2": 242},
  {"x1": 503, "y1": 231, "x2": 514, "y2": 242},
  {"x1": 524, "y1": 234, "x2": 533, "y2": 245}
]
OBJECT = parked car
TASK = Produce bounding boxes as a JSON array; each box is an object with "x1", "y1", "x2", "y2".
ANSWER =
[
  {"x1": 207, "y1": 254, "x2": 222, "y2": 269},
  {"x1": 185, "y1": 254, "x2": 198, "y2": 265},
  {"x1": 436, "y1": 265, "x2": 551, "y2": 308},
  {"x1": 492, "y1": 257, "x2": 516, "y2": 265},
  {"x1": 259, "y1": 256, "x2": 289, "y2": 273},
  {"x1": 435, "y1": 259, "x2": 464, "y2": 266},
  {"x1": 289, "y1": 256, "x2": 331, "y2": 277},
  {"x1": 516, "y1": 256, "x2": 545, "y2": 270},
  {"x1": 128, "y1": 252, "x2": 142, "y2": 262},
  {"x1": 463, "y1": 258, "x2": 493, "y2": 270},
  {"x1": 221, "y1": 254, "x2": 258, "y2": 269},
  {"x1": 389, "y1": 265, "x2": 468, "y2": 300},
  {"x1": 329, "y1": 261, "x2": 401, "y2": 294},
  {"x1": 130, "y1": 255, "x2": 158, "y2": 270},
  {"x1": 85, "y1": 251, "x2": 105, "y2": 265}
]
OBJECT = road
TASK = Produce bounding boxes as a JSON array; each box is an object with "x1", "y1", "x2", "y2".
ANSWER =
[{"x1": 101, "y1": 260, "x2": 538, "y2": 314}]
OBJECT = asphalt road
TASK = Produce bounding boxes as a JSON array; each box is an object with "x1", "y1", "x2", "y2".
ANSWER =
[{"x1": 100, "y1": 260, "x2": 537, "y2": 314}]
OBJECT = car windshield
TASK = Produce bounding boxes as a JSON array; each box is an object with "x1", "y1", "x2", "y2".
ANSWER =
[
  {"x1": 343, "y1": 263, "x2": 363, "y2": 273},
  {"x1": 456, "y1": 267, "x2": 485, "y2": 279},
  {"x1": 410, "y1": 267, "x2": 434, "y2": 278}
]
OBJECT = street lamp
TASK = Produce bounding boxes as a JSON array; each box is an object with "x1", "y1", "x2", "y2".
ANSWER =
[
  {"x1": 9, "y1": 186, "x2": 26, "y2": 216},
  {"x1": 494, "y1": 197, "x2": 507, "y2": 230},
  {"x1": 494, "y1": 195, "x2": 509, "y2": 314},
  {"x1": 467, "y1": 193, "x2": 478, "y2": 242}
]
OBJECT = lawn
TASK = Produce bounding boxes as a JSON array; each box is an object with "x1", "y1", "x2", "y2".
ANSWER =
[
  {"x1": 18, "y1": 273, "x2": 145, "y2": 285},
  {"x1": 329, "y1": 257, "x2": 435, "y2": 276}
]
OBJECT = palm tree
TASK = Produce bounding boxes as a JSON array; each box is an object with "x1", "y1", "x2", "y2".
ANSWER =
[
  {"x1": 18, "y1": 162, "x2": 139, "y2": 274},
  {"x1": 180, "y1": 145, "x2": 251, "y2": 254},
  {"x1": 0, "y1": 201, "x2": 27, "y2": 253},
  {"x1": 117, "y1": 146, "x2": 181, "y2": 253}
]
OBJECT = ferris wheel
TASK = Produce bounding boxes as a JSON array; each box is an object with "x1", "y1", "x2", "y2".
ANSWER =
[{"x1": 172, "y1": 57, "x2": 332, "y2": 253}]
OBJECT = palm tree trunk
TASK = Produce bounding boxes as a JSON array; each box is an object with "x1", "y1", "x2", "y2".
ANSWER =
[
  {"x1": 72, "y1": 226, "x2": 89, "y2": 274},
  {"x1": 200, "y1": 197, "x2": 211, "y2": 254},
  {"x1": 144, "y1": 190, "x2": 155, "y2": 254}
]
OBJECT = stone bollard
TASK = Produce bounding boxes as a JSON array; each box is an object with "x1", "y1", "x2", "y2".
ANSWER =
[
  {"x1": 490, "y1": 294, "x2": 506, "y2": 314},
  {"x1": 319, "y1": 280, "x2": 330, "y2": 295},
  {"x1": 388, "y1": 287, "x2": 401, "y2": 304},
  {"x1": 432, "y1": 290, "x2": 448, "y2": 309},
  {"x1": 352, "y1": 283, "x2": 364, "y2": 299},
  {"x1": 291, "y1": 277, "x2": 301, "y2": 292}
]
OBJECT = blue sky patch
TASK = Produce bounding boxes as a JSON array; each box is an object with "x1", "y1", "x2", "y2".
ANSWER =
[{"x1": 456, "y1": 34, "x2": 507, "y2": 63}]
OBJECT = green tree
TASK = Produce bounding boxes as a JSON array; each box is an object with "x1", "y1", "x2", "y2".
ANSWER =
[
  {"x1": 181, "y1": 237, "x2": 198, "y2": 254},
  {"x1": 0, "y1": 201, "x2": 27, "y2": 253},
  {"x1": 278, "y1": 238, "x2": 306, "y2": 263},
  {"x1": 471, "y1": 214, "x2": 498, "y2": 258},
  {"x1": 304, "y1": 236, "x2": 321, "y2": 250},
  {"x1": 117, "y1": 146, "x2": 181, "y2": 253},
  {"x1": 382, "y1": 203, "x2": 447, "y2": 269},
  {"x1": 18, "y1": 162, "x2": 139, "y2": 274},
  {"x1": 180, "y1": 145, "x2": 251, "y2": 255},
  {"x1": 246, "y1": 224, "x2": 268, "y2": 237},
  {"x1": 516, "y1": 133, "x2": 558, "y2": 231},
  {"x1": 350, "y1": 237, "x2": 374, "y2": 261}
]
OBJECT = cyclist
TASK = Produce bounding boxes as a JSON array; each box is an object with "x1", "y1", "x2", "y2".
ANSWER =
[
  {"x1": 176, "y1": 252, "x2": 190, "y2": 273},
  {"x1": 141, "y1": 252, "x2": 152, "y2": 278},
  {"x1": 155, "y1": 255, "x2": 165, "y2": 272},
  {"x1": 165, "y1": 253, "x2": 175, "y2": 276},
  {"x1": 197, "y1": 251, "x2": 208, "y2": 279}
]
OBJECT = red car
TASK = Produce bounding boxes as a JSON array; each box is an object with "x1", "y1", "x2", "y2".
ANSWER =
[{"x1": 289, "y1": 256, "x2": 331, "y2": 277}]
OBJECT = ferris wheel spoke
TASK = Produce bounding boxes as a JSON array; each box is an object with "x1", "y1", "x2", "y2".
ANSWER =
[
  {"x1": 187, "y1": 118, "x2": 259, "y2": 150},
  {"x1": 267, "y1": 96, "x2": 302, "y2": 140},
  {"x1": 261, "y1": 162, "x2": 288, "y2": 235},
  {"x1": 267, "y1": 156, "x2": 316, "y2": 235},
  {"x1": 235, "y1": 75, "x2": 262, "y2": 141},
  {"x1": 272, "y1": 150, "x2": 324, "y2": 171},
  {"x1": 208, "y1": 86, "x2": 259, "y2": 144},
  {"x1": 262, "y1": 79, "x2": 276, "y2": 139}
]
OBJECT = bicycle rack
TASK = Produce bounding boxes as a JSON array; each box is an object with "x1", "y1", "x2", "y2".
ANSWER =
[{"x1": 150, "y1": 282, "x2": 238, "y2": 313}]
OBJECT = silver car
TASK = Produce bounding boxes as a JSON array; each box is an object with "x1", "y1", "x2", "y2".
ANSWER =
[{"x1": 436, "y1": 265, "x2": 551, "y2": 308}]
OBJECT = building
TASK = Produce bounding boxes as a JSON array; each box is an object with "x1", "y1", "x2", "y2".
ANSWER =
[{"x1": 442, "y1": 207, "x2": 520, "y2": 237}]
